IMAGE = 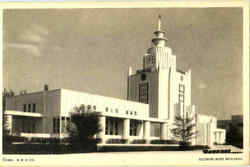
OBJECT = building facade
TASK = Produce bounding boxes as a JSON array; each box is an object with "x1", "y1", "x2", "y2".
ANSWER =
[{"x1": 4, "y1": 16, "x2": 225, "y2": 146}]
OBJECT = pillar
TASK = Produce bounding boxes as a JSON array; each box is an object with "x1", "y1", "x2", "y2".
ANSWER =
[
  {"x1": 138, "y1": 121, "x2": 144, "y2": 137},
  {"x1": 97, "y1": 116, "x2": 106, "y2": 144},
  {"x1": 123, "y1": 119, "x2": 130, "y2": 143},
  {"x1": 5, "y1": 115, "x2": 13, "y2": 135},
  {"x1": 160, "y1": 123, "x2": 167, "y2": 140},
  {"x1": 143, "y1": 121, "x2": 150, "y2": 143}
]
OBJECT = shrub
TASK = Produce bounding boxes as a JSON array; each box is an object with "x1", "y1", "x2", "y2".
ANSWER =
[
  {"x1": 150, "y1": 140, "x2": 179, "y2": 144},
  {"x1": 131, "y1": 139, "x2": 146, "y2": 144},
  {"x1": 106, "y1": 139, "x2": 128, "y2": 144}
]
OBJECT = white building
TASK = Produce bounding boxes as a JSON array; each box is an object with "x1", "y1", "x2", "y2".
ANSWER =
[{"x1": 4, "y1": 15, "x2": 225, "y2": 146}]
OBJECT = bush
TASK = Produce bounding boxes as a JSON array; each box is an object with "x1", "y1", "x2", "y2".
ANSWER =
[
  {"x1": 131, "y1": 139, "x2": 146, "y2": 144},
  {"x1": 150, "y1": 140, "x2": 179, "y2": 144},
  {"x1": 106, "y1": 139, "x2": 128, "y2": 144},
  {"x1": 67, "y1": 109, "x2": 102, "y2": 152}
]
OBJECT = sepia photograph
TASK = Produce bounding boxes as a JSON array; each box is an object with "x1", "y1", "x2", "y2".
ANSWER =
[{"x1": 1, "y1": 1, "x2": 249, "y2": 166}]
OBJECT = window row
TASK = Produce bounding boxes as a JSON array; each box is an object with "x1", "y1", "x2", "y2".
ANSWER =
[
  {"x1": 105, "y1": 119, "x2": 140, "y2": 136},
  {"x1": 139, "y1": 82, "x2": 149, "y2": 104},
  {"x1": 23, "y1": 103, "x2": 36, "y2": 113},
  {"x1": 105, "y1": 118, "x2": 119, "y2": 135},
  {"x1": 21, "y1": 119, "x2": 36, "y2": 133},
  {"x1": 130, "y1": 120, "x2": 139, "y2": 136},
  {"x1": 53, "y1": 116, "x2": 70, "y2": 133}
]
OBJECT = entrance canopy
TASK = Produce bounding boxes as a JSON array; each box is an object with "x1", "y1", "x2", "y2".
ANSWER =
[{"x1": 5, "y1": 110, "x2": 43, "y2": 118}]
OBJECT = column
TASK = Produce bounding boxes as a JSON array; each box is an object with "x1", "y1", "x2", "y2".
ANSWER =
[
  {"x1": 160, "y1": 123, "x2": 167, "y2": 140},
  {"x1": 214, "y1": 132, "x2": 217, "y2": 144},
  {"x1": 123, "y1": 118, "x2": 130, "y2": 143},
  {"x1": 5, "y1": 115, "x2": 13, "y2": 135},
  {"x1": 97, "y1": 116, "x2": 106, "y2": 144},
  {"x1": 138, "y1": 121, "x2": 144, "y2": 137},
  {"x1": 143, "y1": 121, "x2": 150, "y2": 143},
  {"x1": 218, "y1": 132, "x2": 221, "y2": 144}
]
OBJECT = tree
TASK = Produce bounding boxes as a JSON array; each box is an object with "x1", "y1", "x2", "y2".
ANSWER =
[
  {"x1": 2, "y1": 89, "x2": 15, "y2": 152},
  {"x1": 67, "y1": 104, "x2": 102, "y2": 152},
  {"x1": 170, "y1": 114, "x2": 197, "y2": 150}
]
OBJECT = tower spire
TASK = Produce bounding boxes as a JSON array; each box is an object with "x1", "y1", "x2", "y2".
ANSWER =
[
  {"x1": 158, "y1": 14, "x2": 161, "y2": 31},
  {"x1": 152, "y1": 14, "x2": 167, "y2": 47}
]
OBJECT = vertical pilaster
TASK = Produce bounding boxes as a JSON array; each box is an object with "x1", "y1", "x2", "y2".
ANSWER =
[
  {"x1": 97, "y1": 116, "x2": 106, "y2": 144},
  {"x1": 123, "y1": 118, "x2": 130, "y2": 143},
  {"x1": 160, "y1": 122, "x2": 167, "y2": 140},
  {"x1": 143, "y1": 121, "x2": 150, "y2": 143}
]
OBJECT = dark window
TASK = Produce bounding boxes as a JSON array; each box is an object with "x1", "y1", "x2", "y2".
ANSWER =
[
  {"x1": 93, "y1": 105, "x2": 96, "y2": 110},
  {"x1": 105, "y1": 118, "x2": 119, "y2": 135},
  {"x1": 32, "y1": 103, "x2": 36, "y2": 113},
  {"x1": 179, "y1": 94, "x2": 184, "y2": 103},
  {"x1": 28, "y1": 104, "x2": 31, "y2": 112},
  {"x1": 53, "y1": 117, "x2": 60, "y2": 133},
  {"x1": 179, "y1": 84, "x2": 185, "y2": 103},
  {"x1": 179, "y1": 84, "x2": 185, "y2": 93},
  {"x1": 139, "y1": 82, "x2": 149, "y2": 104},
  {"x1": 130, "y1": 120, "x2": 138, "y2": 136},
  {"x1": 115, "y1": 122, "x2": 118, "y2": 135},
  {"x1": 105, "y1": 107, "x2": 109, "y2": 112},
  {"x1": 53, "y1": 118, "x2": 56, "y2": 133},
  {"x1": 23, "y1": 104, "x2": 26, "y2": 112},
  {"x1": 87, "y1": 105, "x2": 91, "y2": 111}
]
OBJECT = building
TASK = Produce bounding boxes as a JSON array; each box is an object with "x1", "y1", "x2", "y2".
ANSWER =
[
  {"x1": 218, "y1": 115, "x2": 243, "y2": 147},
  {"x1": 4, "y1": 15, "x2": 225, "y2": 146}
]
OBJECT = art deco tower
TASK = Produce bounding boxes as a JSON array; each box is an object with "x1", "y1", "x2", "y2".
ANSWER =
[{"x1": 128, "y1": 15, "x2": 192, "y2": 123}]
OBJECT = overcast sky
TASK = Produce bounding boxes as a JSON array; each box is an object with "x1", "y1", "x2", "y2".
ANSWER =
[{"x1": 3, "y1": 8, "x2": 243, "y2": 120}]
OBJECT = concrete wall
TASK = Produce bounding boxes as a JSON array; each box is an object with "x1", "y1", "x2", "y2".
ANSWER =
[
  {"x1": 43, "y1": 89, "x2": 61, "y2": 134},
  {"x1": 128, "y1": 71, "x2": 158, "y2": 118},
  {"x1": 6, "y1": 92, "x2": 44, "y2": 114},
  {"x1": 60, "y1": 89, "x2": 149, "y2": 119}
]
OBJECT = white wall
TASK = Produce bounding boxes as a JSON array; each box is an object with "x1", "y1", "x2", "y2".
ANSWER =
[{"x1": 60, "y1": 89, "x2": 149, "y2": 119}]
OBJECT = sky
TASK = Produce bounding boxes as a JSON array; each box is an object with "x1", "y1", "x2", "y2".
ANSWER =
[{"x1": 3, "y1": 8, "x2": 243, "y2": 120}]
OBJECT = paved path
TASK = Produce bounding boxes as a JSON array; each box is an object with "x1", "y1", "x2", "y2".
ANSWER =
[{"x1": 210, "y1": 145, "x2": 243, "y2": 152}]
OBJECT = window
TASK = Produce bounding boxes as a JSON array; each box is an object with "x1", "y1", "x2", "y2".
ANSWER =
[
  {"x1": 105, "y1": 107, "x2": 109, "y2": 112},
  {"x1": 179, "y1": 94, "x2": 184, "y2": 103},
  {"x1": 32, "y1": 103, "x2": 36, "y2": 113},
  {"x1": 87, "y1": 105, "x2": 91, "y2": 111},
  {"x1": 115, "y1": 108, "x2": 118, "y2": 113},
  {"x1": 66, "y1": 117, "x2": 70, "y2": 132},
  {"x1": 28, "y1": 104, "x2": 31, "y2": 112},
  {"x1": 134, "y1": 111, "x2": 137, "y2": 116},
  {"x1": 126, "y1": 110, "x2": 129, "y2": 114},
  {"x1": 150, "y1": 123, "x2": 160, "y2": 137},
  {"x1": 53, "y1": 117, "x2": 60, "y2": 133},
  {"x1": 180, "y1": 75, "x2": 184, "y2": 81},
  {"x1": 53, "y1": 118, "x2": 56, "y2": 133},
  {"x1": 179, "y1": 84, "x2": 185, "y2": 103},
  {"x1": 23, "y1": 104, "x2": 26, "y2": 112},
  {"x1": 105, "y1": 118, "x2": 119, "y2": 135},
  {"x1": 179, "y1": 84, "x2": 185, "y2": 93},
  {"x1": 139, "y1": 82, "x2": 149, "y2": 104},
  {"x1": 130, "y1": 120, "x2": 138, "y2": 136},
  {"x1": 93, "y1": 105, "x2": 96, "y2": 111},
  {"x1": 61, "y1": 117, "x2": 66, "y2": 133}
]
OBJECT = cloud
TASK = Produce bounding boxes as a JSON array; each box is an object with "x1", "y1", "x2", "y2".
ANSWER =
[
  {"x1": 7, "y1": 42, "x2": 41, "y2": 57},
  {"x1": 198, "y1": 83, "x2": 207, "y2": 89},
  {"x1": 19, "y1": 24, "x2": 49, "y2": 43}
]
